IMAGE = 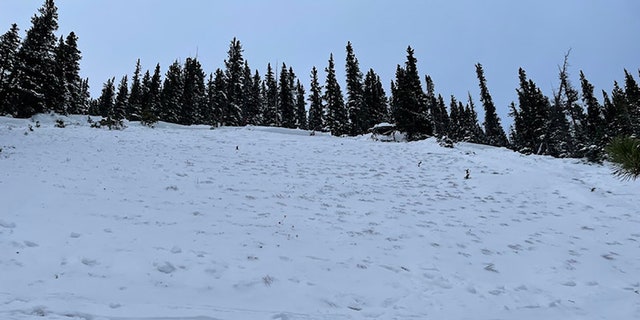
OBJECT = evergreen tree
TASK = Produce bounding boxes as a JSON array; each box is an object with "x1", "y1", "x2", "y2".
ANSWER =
[
  {"x1": 0, "y1": 23, "x2": 21, "y2": 115},
  {"x1": 463, "y1": 93, "x2": 486, "y2": 143},
  {"x1": 50, "y1": 36, "x2": 68, "y2": 114},
  {"x1": 475, "y1": 63, "x2": 508, "y2": 147},
  {"x1": 425, "y1": 75, "x2": 448, "y2": 138},
  {"x1": 113, "y1": 75, "x2": 128, "y2": 122},
  {"x1": 56, "y1": 32, "x2": 82, "y2": 114},
  {"x1": 448, "y1": 95, "x2": 463, "y2": 141},
  {"x1": 345, "y1": 41, "x2": 366, "y2": 135},
  {"x1": 278, "y1": 63, "x2": 296, "y2": 128},
  {"x1": 294, "y1": 80, "x2": 307, "y2": 129},
  {"x1": 323, "y1": 53, "x2": 348, "y2": 136},
  {"x1": 607, "y1": 81, "x2": 633, "y2": 137},
  {"x1": 246, "y1": 69, "x2": 263, "y2": 125},
  {"x1": 262, "y1": 63, "x2": 278, "y2": 126},
  {"x1": 580, "y1": 70, "x2": 606, "y2": 161},
  {"x1": 223, "y1": 37, "x2": 244, "y2": 126},
  {"x1": 182, "y1": 57, "x2": 206, "y2": 124},
  {"x1": 140, "y1": 64, "x2": 161, "y2": 125},
  {"x1": 160, "y1": 60, "x2": 183, "y2": 124},
  {"x1": 13, "y1": 0, "x2": 59, "y2": 117},
  {"x1": 242, "y1": 62, "x2": 261, "y2": 125},
  {"x1": 307, "y1": 66, "x2": 324, "y2": 131},
  {"x1": 97, "y1": 77, "x2": 115, "y2": 118},
  {"x1": 363, "y1": 69, "x2": 389, "y2": 129},
  {"x1": 623, "y1": 69, "x2": 640, "y2": 135},
  {"x1": 606, "y1": 136, "x2": 640, "y2": 181},
  {"x1": 77, "y1": 77, "x2": 90, "y2": 115},
  {"x1": 127, "y1": 59, "x2": 143, "y2": 120},
  {"x1": 391, "y1": 46, "x2": 431, "y2": 140},
  {"x1": 511, "y1": 68, "x2": 551, "y2": 154},
  {"x1": 209, "y1": 68, "x2": 227, "y2": 126},
  {"x1": 435, "y1": 94, "x2": 449, "y2": 137}
]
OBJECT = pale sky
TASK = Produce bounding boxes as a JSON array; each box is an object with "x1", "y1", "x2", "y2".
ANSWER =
[{"x1": 2, "y1": 0, "x2": 639, "y2": 128}]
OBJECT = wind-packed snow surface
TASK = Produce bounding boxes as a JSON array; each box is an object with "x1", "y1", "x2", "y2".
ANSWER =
[{"x1": 1, "y1": 114, "x2": 639, "y2": 320}]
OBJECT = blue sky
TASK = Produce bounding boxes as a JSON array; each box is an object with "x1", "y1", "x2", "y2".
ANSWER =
[{"x1": 2, "y1": 0, "x2": 639, "y2": 128}]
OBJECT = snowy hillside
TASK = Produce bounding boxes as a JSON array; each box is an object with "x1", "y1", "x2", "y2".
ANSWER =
[{"x1": 1, "y1": 114, "x2": 638, "y2": 320}]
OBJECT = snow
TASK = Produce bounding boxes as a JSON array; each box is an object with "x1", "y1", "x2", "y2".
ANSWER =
[{"x1": 1, "y1": 114, "x2": 639, "y2": 320}]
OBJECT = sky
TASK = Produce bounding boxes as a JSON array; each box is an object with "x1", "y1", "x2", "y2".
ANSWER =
[{"x1": 1, "y1": 0, "x2": 639, "y2": 128}]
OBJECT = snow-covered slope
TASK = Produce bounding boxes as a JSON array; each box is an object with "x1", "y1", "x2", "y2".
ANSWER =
[{"x1": 1, "y1": 114, "x2": 638, "y2": 320}]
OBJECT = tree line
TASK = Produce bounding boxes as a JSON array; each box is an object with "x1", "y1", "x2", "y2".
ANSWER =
[{"x1": 1, "y1": 0, "x2": 639, "y2": 163}]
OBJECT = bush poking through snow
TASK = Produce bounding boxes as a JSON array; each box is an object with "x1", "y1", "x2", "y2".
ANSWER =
[
  {"x1": 606, "y1": 136, "x2": 640, "y2": 181},
  {"x1": 55, "y1": 119, "x2": 66, "y2": 128}
]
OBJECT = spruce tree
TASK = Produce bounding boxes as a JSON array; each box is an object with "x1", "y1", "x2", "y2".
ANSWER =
[
  {"x1": 13, "y1": 0, "x2": 59, "y2": 117},
  {"x1": 97, "y1": 77, "x2": 115, "y2": 118},
  {"x1": 0, "y1": 23, "x2": 21, "y2": 115},
  {"x1": 623, "y1": 69, "x2": 640, "y2": 135},
  {"x1": 127, "y1": 59, "x2": 143, "y2": 120},
  {"x1": 425, "y1": 75, "x2": 448, "y2": 138},
  {"x1": 140, "y1": 64, "x2": 161, "y2": 125},
  {"x1": 182, "y1": 57, "x2": 206, "y2": 124},
  {"x1": 209, "y1": 69, "x2": 227, "y2": 126},
  {"x1": 160, "y1": 60, "x2": 183, "y2": 124},
  {"x1": 391, "y1": 46, "x2": 431, "y2": 140},
  {"x1": 262, "y1": 63, "x2": 278, "y2": 126},
  {"x1": 307, "y1": 66, "x2": 324, "y2": 132},
  {"x1": 324, "y1": 53, "x2": 348, "y2": 136},
  {"x1": 475, "y1": 63, "x2": 508, "y2": 147},
  {"x1": 363, "y1": 69, "x2": 389, "y2": 128},
  {"x1": 511, "y1": 68, "x2": 551, "y2": 154},
  {"x1": 63, "y1": 32, "x2": 82, "y2": 114},
  {"x1": 51, "y1": 36, "x2": 68, "y2": 114},
  {"x1": 345, "y1": 41, "x2": 366, "y2": 135},
  {"x1": 608, "y1": 81, "x2": 633, "y2": 137},
  {"x1": 246, "y1": 69, "x2": 263, "y2": 125},
  {"x1": 241, "y1": 62, "x2": 261, "y2": 125},
  {"x1": 294, "y1": 80, "x2": 307, "y2": 129},
  {"x1": 223, "y1": 37, "x2": 245, "y2": 126},
  {"x1": 278, "y1": 63, "x2": 296, "y2": 128},
  {"x1": 463, "y1": 93, "x2": 486, "y2": 143},
  {"x1": 113, "y1": 75, "x2": 128, "y2": 122},
  {"x1": 448, "y1": 95, "x2": 463, "y2": 141},
  {"x1": 580, "y1": 70, "x2": 606, "y2": 161}
]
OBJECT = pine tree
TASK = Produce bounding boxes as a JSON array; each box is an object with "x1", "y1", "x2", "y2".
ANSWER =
[
  {"x1": 278, "y1": 63, "x2": 296, "y2": 128},
  {"x1": 324, "y1": 53, "x2": 348, "y2": 136},
  {"x1": 160, "y1": 60, "x2": 183, "y2": 124},
  {"x1": 475, "y1": 63, "x2": 508, "y2": 147},
  {"x1": 223, "y1": 37, "x2": 245, "y2": 126},
  {"x1": 294, "y1": 80, "x2": 307, "y2": 129},
  {"x1": 606, "y1": 136, "x2": 640, "y2": 181},
  {"x1": 391, "y1": 46, "x2": 431, "y2": 140},
  {"x1": 13, "y1": 0, "x2": 59, "y2": 117},
  {"x1": 127, "y1": 59, "x2": 143, "y2": 120},
  {"x1": 448, "y1": 95, "x2": 463, "y2": 141},
  {"x1": 345, "y1": 41, "x2": 366, "y2": 135},
  {"x1": 77, "y1": 77, "x2": 90, "y2": 115},
  {"x1": 307, "y1": 66, "x2": 324, "y2": 132},
  {"x1": 182, "y1": 57, "x2": 206, "y2": 124},
  {"x1": 363, "y1": 69, "x2": 389, "y2": 129},
  {"x1": 0, "y1": 23, "x2": 21, "y2": 115},
  {"x1": 97, "y1": 77, "x2": 115, "y2": 118},
  {"x1": 113, "y1": 75, "x2": 128, "y2": 122},
  {"x1": 262, "y1": 63, "x2": 278, "y2": 126}
]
